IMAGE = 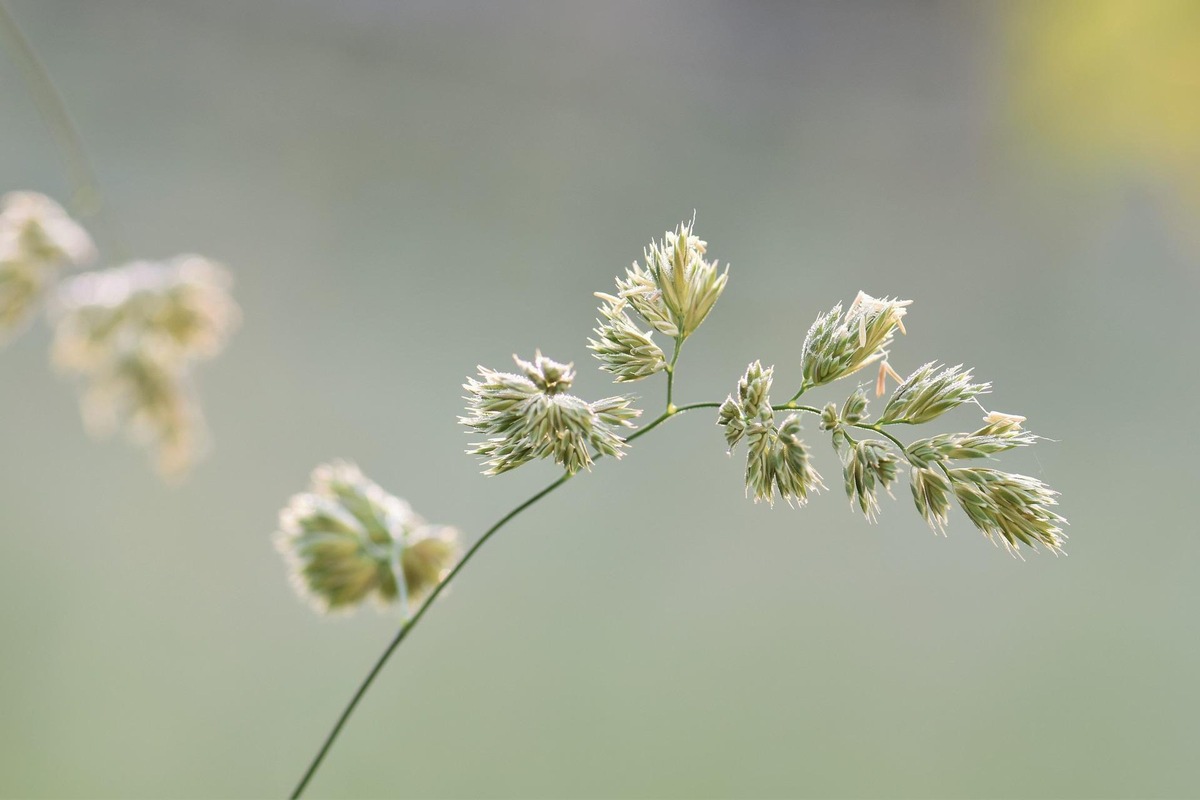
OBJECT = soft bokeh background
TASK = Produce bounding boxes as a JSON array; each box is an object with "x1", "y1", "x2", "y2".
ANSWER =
[{"x1": 2, "y1": 1, "x2": 1197, "y2": 797}]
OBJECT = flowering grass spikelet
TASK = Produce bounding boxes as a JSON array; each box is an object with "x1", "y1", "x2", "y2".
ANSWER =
[
  {"x1": 77, "y1": 343, "x2": 205, "y2": 476},
  {"x1": 772, "y1": 413, "x2": 824, "y2": 506},
  {"x1": 588, "y1": 292, "x2": 667, "y2": 382},
  {"x1": 879, "y1": 362, "x2": 990, "y2": 425},
  {"x1": 462, "y1": 351, "x2": 640, "y2": 475},
  {"x1": 841, "y1": 438, "x2": 900, "y2": 522},
  {"x1": 718, "y1": 363, "x2": 822, "y2": 505},
  {"x1": 840, "y1": 386, "x2": 870, "y2": 424},
  {"x1": 947, "y1": 467, "x2": 1066, "y2": 555},
  {"x1": 0, "y1": 191, "x2": 94, "y2": 341},
  {"x1": 800, "y1": 292, "x2": 911, "y2": 390},
  {"x1": 906, "y1": 424, "x2": 1039, "y2": 467},
  {"x1": 910, "y1": 466, "x2": 953, "y2": 533},
  {"x1": 52, "y1": 256, "x2": 239, "y2": 372},
  {"x1": 279, "y1": 212, "x2": 1074, "y2": 795},
  {"x1": 276, "y1": 461, "x2": 461, "y2": 613},
  {"x1": 718, "y1": 360, "x2": 774, "y2": 449},
  {"x1": 613, "y1": 217, "x2": 728, "y2": 342},
  {"x1": 49, "y1": 256, "x2": 239, "y2": 476}
]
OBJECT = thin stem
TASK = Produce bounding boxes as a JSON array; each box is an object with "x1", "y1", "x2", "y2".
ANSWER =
[
  {"x1": 774, "y1": 403, "x2": 822, "y2": 415},
  {"x1": 627, "y1": 401, "x2": 720, "y2": 443},
  {"x1": 289, "y1": 472, "x2": 573, "y2": 799},
  {"x1": 785, "y1": 381, "x2": 812, "y2": 405},
  {"x1": 664, "y1": 336, "x2": 683, "y2": 412},
  {"x1": 0, "y1": 1, "x2": 128, "y2": 261},
  {"x1": 291, "y1": 398, "x2": 722, "y2": 797},
  {"x1": 848, "y1": 422, "x2": 917, "y2": 465}
]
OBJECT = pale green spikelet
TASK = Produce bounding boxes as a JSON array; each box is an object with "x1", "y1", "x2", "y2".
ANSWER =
[
  {"x1": 840, "y1": 386, "x2": 870, "y2": 424},
  {"x1": 613, "y1": 217, "x2": 728, "y2": 342},
  {"x1": 719, "y1": 363, "x2": 822, "y2": 506},
  {"x1": 879, "y1": 362, "x2": 990, "y2": 425},
  {"x1": 588, "y1": 292, "x2": 667, "y2": 382},
  {"x1": 909, "y1": 466, "x2": 953, "y2": 533},
  {"x1": 52, "y1": 256, "x2": 239, "y2": 371},
  {"x1": 717, "y1": 360, "x2": 774, "y2": 449},
  {"x1": 461, "y1": 351, "x2": 640, "y2": 475},
  {"x1": 799, "y1": 292, "x2": 911, "y2": 389},
  {"x1": 0, "y1": 191, "x2": 94, "y2": 342},
  {"x1": 841, "y1": 438, "x2": 900, "y2": 522},
  {"x1": 819, "y1": 402, "x2": 839, "y2": 432},
  {"x1": 275, "y1": 461, "x2": 462, "y2": 614},
  {"x1": 906, "y1": 424, "x2": 1039, "y2": 467},
  {"x1": 49, "y1": 256, "x2": 239, "y2": 477},
  {"x1": 772, "y1": 413, "x2": 824, "y2": 507},
  {"x1": 76, "y1": 342, "x2": 205, "y2": 477},
  {"x1": 947, "y1": 467, "x2": 1067, "y2": 556},
  {"x1": 744, "y1": 421, "x2": 776, "y2": 504}
]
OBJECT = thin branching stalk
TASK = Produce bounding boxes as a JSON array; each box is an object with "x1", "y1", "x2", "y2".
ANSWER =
[
  {"x1": 289, "y1": 400, "x2": 719, "y2": 797},
  {"x1": 282, "y1": 220, "x2": 1065, "y2": 796}
]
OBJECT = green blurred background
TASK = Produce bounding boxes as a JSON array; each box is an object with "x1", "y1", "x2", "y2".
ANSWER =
[{"x1": 2, "y1": 1, "x2": 1198, "y2": 797}]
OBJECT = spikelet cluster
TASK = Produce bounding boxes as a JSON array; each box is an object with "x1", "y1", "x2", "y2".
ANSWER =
[
  {"x1": 276, "y1": 461, "x2": 461, "y2": 614},
  {"x1": 588, "y1": 293, "x2": 667, "y2": 382},
  {"x1": 839, "y1": 438, "x2": 900, "y2": 522},
  {"x1": 611, "y1": 217, "x2": 728, "y2": 342},
  {"x1": 800, "y1": 291, "x2": 910, "y2": 390},
  {"x1": 719, "y1": 361, "x2": 823, "y2": 506},
  {"x1": 51, "y1": 256, "x2": 240, "y2": 476},
  {"x1": 461, "y1": 351, "x2": 640, "y2": 475},
  {"x1": 879, "y1": 362, "x2": 990, "y2": 425},
  {"x1": 716, "y1": 282, "x2": 1065, "y2": 555},
  {"x1": 0, "y1": 192, "x2": 95, "y2": 340},
  {"x1": 910, "y1": 466, "x2": 953, "y2": 533},
  {"x1": 947, "y1": 467, "x2": 1066, "y2": 554},
  {"x1": 905, "y1": 417, "x2": 1038, "y2": 467}
]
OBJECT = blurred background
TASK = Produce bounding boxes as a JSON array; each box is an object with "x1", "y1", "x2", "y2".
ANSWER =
[{"x1": 2, "y1": 1, "x2": 1197, "y2": 797}]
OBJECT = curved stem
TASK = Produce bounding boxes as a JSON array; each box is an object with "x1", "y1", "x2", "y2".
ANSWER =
[
  {"x1": 289, "y1": 472, "x2": 572, "y2": 799},
  {"x1": 785, "y1": 382, "x2": 812, "y2": 405},
  {"x1": 290, "y1": 399, "x2": 722, "y2": 797},
  {"x1": 852, "y1": 423, "x2": 908, "y2": 455},
  {"x1": 774, "y1": 403, "x2": 822, "y2": 415},
  {"x1": 627, "y1": 400, "x2": 720, "y2": 443},
  {"x1": 0, "y1": 1, "x2": 128, "y2": 260}
]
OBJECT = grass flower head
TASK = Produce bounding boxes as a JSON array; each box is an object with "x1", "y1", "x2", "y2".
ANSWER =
[{"x1": 276, "y1": 461, "x2": 461, "y2": 613}]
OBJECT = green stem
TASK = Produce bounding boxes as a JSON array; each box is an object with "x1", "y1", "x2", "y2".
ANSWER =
[
  {"x1": 628, "y1": 401, "x2": 720, "y2": 443},
  {"x1": 664, "y1": 336, "x2": 683, "y2": 412},
  {"x1": 0, "y1": 1, "x2": 128, "y2": 261},
  {"x1": 785, "y1": 381, "x2": 812, "y2": 405},
  {"x1": 289, "y1": 472, "x2": 572, "y2": 799},
  {"x1": 774, "y1": 403, "x2": 823, "y2": 415},
  {"x1": 290, "y1": 399, "x2": 721, "y2": 797},
  {"x1": 852, "y1": 423, "x2": 908, "y2": 455}
]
